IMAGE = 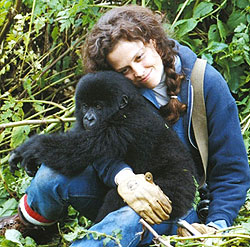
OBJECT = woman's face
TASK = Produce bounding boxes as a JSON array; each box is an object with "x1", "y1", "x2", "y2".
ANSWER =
[{"x1": 107, "y1": 39, "x2": 163, "y2": 89}]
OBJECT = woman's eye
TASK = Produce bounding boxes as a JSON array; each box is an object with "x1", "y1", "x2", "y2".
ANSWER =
[
  {"x1": 136, "y1": 53, "x2": 144, "y2": 61},
  {"x1": 121, "y1": 68, "x2": 129, "y2": 75}
]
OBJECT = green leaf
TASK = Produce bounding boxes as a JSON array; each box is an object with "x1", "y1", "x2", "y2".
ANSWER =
[
  {"x1": 5, "y1": 229, "x2": 22, "y2": 244},
  {"x1": 23, "y1": 77, "x2": 32, "y2": 96},
  {"x1": 10, "y1": 126, "x2": 30, "y2": 148},
  {"x1": 103, "y1": 238, "x2": 111, "y2": 246},
  {"x1": 234, "y1": 23, "x2": 247, "y2": 33},
  {"x1": 63, "y1": 56, "x2": 71, "y2": 70},
  {"x1": 217, "y1": 19, "x2": 227, "y2": 41},
  {"x1": 91, "y1": 232, "x2": 99, "y2": 240},
  {"x1": 23, "y1": 236, "x2": 36, "y2": 246},
  {"x1": 227, "y1": 11, "x2": 247, "y2": 31},
  {"x1": 1, "y1": 101, "x2": 15, "y2": 111},
  {"x1": 241, "y1": 222, "x2": 250, "y2": 233},
  {"x1": 193, "y1": 2, "x2": 213, "y2": 18},
  {"x1": 1, "y1": 109, "x2": 13, "y2": 120},
  {"x1": 51, "y1": 26, "x2": 59, "y2": 41},
  {"x1": 227, "y1": 65, "x2": 245, "y2": 93},
  {"x1": 34, "y1": 16, "x2": 46, "y2": 34},
  {"x1": 247, "y1": 14, "x2": 250, "y2": 24},
  {"x1": 236, "y1": 0, "x2": 250, "y2": 9},
  {"x1": 244, "y1": 50, "x2": 250, "y2": 66},
  {"x1": 175, "y1": 18, "x2": 198, "y2": 37},
  {"x1": 242, "y1": 98, "x2": 250, "y2": 114},
  {"x1": 208, "y1": 24, "x2": 220, "y2": 42},
  {"x1": 0, "y1": 198, "x2": 18, "y2": 217},
  {"x1": 201, "y1": 53, "x2": 213, "y2": 64},
  {"x1": 33, "y1": 103, "x2": 44, "y2": 113},
  {"x1": 208, "y1": 41, "x2": 228, "y2": 54},
  {"x1": 153, "y1": 0, "x2": 162, "y2": 10},
  {"x1": 63, "y1": 231, "x2": 78, "y2": 242}
]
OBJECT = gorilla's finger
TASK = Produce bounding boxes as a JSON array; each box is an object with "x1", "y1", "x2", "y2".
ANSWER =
[
  {"x1": 21, "y1": 158, "x2": 38, "y2": 177},
  {"x1": 25, "y1": 167, "x2": 37, "y2": 177},
  {"x1": 8, "y1": 151, "x2": 23, "y2": 174}
]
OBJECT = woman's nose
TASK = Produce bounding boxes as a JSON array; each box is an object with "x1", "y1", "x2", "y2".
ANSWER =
[{"x1": 131, "y1": 63, "x2": 145, "y2": 78}]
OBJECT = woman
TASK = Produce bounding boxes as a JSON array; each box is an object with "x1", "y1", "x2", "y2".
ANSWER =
[{"x1": 1, "y1": 5, "x2": 249, "y2": 247}]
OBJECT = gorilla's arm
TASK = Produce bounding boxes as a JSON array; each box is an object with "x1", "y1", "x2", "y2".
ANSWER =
[
  {"x1": 9, "y1": 130, "x2": 93, "y2": 176},
  {"x1": 9, "y1": 126, "x2": 131, "y2": 177}
]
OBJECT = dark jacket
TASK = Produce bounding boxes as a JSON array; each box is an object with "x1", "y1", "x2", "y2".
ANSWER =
[{"x1": 93, "y1": 41, "x2": 250, "y2": 227}]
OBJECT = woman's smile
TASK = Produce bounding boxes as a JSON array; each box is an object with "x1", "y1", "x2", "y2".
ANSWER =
[{"x1": 107, "y1": 39, "x2": 163, "y2": 89}]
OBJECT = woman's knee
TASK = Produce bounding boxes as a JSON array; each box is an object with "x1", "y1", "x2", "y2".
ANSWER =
[{"x1": 30, "y1": 164, "x2": 68, "y2": 192}]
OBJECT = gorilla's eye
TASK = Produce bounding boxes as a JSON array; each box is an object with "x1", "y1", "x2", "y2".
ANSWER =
[
  {"x1": 82, "y1": 103, "x2": 88, "y2": 111},
  {"x1": 96, "y1": 104, "x2": 102, "y2": 110}
]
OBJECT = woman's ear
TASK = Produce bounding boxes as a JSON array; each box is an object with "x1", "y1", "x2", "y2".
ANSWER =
[
  {"x1": 149, "y1": 39, "x2": 162, "y2": 56},
  {"x1": 149, "y1": 39, "x2": 157, "y2": 48}
]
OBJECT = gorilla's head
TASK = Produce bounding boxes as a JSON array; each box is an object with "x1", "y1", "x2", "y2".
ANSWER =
[{"x1": 75, "y1": 71, "x2": 138, "y2": 130}]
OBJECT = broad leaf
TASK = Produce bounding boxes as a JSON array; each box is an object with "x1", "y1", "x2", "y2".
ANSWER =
[
  {"x1": 175, "y1": 18, "x2": 198, "y2": 37},
  {"x1": 193, "y1": 2, "x2": 214, "y2": 18}
]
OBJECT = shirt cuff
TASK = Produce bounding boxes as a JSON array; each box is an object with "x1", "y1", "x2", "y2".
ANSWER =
[
  {"x1": 207, "y1": 220, "x2": 227, "y2": 230},
  {"x1": 92, "y1": 159, "x2": 131, "y2": 188}
]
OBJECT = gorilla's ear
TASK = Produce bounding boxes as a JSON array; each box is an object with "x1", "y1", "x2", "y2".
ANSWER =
[{"x1": 119, "y1": 95, "x2": 128, "y2": 109}]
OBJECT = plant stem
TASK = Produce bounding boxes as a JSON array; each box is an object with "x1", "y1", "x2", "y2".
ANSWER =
[
  {"x1": 19, "y1": 0, "x2": 37, "y2": 78},
  {"x1": 0, "y1": 118, "x2": 75, "y2": 130},
  {"x1": 171, "y1": 0, "x2": 190, "y2": 28}
]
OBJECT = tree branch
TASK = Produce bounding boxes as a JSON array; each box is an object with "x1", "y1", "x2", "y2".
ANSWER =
[
  {"x1": 0, "y1": 118, "x2": 75, "y2": 130},
  {"x1": 139, "y1": 219, "x2": 173, "y2": 247}
]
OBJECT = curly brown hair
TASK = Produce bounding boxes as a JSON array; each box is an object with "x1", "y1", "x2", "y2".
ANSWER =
[{"x1": 82, "y1": 5, "x2": 186, "y2": 124}]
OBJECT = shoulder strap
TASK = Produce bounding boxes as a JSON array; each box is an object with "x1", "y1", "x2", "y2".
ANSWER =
[{"x1": 191, "y1": 58, "x2": 208, "y2": 187}]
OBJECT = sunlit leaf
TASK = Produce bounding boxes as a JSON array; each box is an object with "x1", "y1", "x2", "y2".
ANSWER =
[
  {"x1": 0, "y1": 198, "x2": 18, "y2": 217},
  {"x1": 10, "y1": 126, "x2": 30, "y2": 148},
  {"x1": 208, "y1": 24, "x2": 220, "y2": 42},
  {"x1": 175, "y1": 18, "x2": 198, "y2": 37},
  {"x1": 227, "y1": 11, "x2": 247, "y2": 30},
  {"x1": 5, "y1": 229, "x2": 22, "y2": 244},
  {"x1": 217, "y1": 19, "x2": 227, "y2": 41},
  {"x1": 193, "y1": 2, "x2": 213, "y2": 18}
]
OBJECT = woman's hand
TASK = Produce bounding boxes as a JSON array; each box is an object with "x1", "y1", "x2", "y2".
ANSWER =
[
  {"x1": 177, "y1": 223, "x2": 217, "y2": 237},
  {"x1": 117, "y1": 172, "x2": 172, "y2": 225}
]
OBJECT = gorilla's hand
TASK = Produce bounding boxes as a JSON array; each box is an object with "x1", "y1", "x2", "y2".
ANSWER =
[
  {"x1": 9, "y1": 136, "x2": 41, "y2": 177},
  {"x1": 117, "y1": 172, "x2": 172, "y2": 225},
  {"x1": 9, "y1": 150, "x2": 39, "y2": 177}
]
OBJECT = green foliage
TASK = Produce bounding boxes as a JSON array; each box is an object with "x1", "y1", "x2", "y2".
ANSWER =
[
  {"x1": 0, "y1": 0, "x2": 249, "y2": 246},
  {"x1": 169, "y1": 0, "x2": 250, "y2": 94},
  {"x1": 166, "y1": 223, "x2": 250, "y2": 246},
  {"x1": 4, "y1": 230, "x2": 36, "y2": 247},
  {"x1": 0, "y1": 199, "x2": 18, "y2": 217},
  {"x1": 63, "y1": 226, "x2": 122, "y2": 246},
  {"x1": 164, "y1": 0, "x2": 250, "y2": 161},
  {"x1": 0, "y1": 0, "x2": 12, "y2": 26}
]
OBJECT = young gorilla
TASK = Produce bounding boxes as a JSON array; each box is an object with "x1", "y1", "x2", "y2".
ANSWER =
[{"x1": 9, "y1": 71, "x2": 197, "y2": 222}]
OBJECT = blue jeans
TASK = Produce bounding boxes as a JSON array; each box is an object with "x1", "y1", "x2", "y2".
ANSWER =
[{"x1": 25, "y1": 165, "x2": 199, "y2": 246}]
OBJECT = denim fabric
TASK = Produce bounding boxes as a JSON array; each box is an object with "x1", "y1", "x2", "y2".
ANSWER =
[
  {"x1": 71, "y1": 206, "x2": 199, "y2": 247},
  {"x1": 26, "y1": 165, "x2": 199, "y2": 246},
  {"x1": 26, "y1": 164, "x2": 107, "y2": 221}
]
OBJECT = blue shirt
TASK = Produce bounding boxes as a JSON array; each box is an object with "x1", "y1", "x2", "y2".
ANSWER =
[{"x1": 93, "y1": 41, "x2": 250, "y2": 229}]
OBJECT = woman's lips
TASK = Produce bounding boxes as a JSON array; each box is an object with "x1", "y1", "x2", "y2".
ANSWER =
[{"x1": 141, "y1": 69, "x2": 152, "y2": 82}]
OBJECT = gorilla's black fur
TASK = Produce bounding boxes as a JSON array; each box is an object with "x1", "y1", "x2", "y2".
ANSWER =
[{"x1": 9, "y1": 71, "x2": 197, "y2": 222}]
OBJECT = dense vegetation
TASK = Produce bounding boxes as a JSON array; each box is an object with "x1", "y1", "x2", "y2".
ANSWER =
[{"x1": 0, "y1": 0, "x2": 249, "y2": 246}]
